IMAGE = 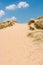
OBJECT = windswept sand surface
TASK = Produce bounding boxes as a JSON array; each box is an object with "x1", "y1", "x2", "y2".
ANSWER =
[{"x1": 0, "y1": 23, "x2": 43, "y2": 65}]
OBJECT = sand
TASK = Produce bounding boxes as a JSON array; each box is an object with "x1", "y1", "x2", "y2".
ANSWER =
[{"x1": 0, "y1": 23, "x2": 43, "y2": 65}]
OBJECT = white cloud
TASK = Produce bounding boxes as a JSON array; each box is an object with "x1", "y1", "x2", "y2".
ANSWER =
[
  {"x1": 6, "y1": 2, "x2": 29, "y2": 10},
  {"x1": 6, "y1": 4, "x2": 17, "y2": 10},
  {"x1": 0, "y1": 10, "x2": 5, "y2": 17},
  {"x1": 11, "y1": 16, "x2": 17, "y2": 20},
  {"x1": 5, "y1": 16, "x2": 17, "y2": 21},
  {"x1": 17, "y1": 2, "x2": 29, "y2": 8}
]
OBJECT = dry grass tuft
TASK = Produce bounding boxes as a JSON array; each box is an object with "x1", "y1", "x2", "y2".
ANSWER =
[
  {"x1": 27, "y1": 30, "x2": 43, "y2": 42},
  {"x1": 28, "y1": 20, "x2": 35, "y2": 25},
  {"x1": 29, "y1": 26, "x2": 34, "y2": 30},
  {"x1": 34, "y1": 19, "x2": 43, "y2": 29},
  {"x1": 0, "y1": 20, "x2": 17, "y2": 29},
  {"x1": 28, "y1": 16, "x2": 43, "y2": 30}
]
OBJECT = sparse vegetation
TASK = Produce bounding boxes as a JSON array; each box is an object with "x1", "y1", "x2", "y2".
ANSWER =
[
  {"x1": 28, "y1": 16, "x2": 43, "y2": 30},
  {"x1": 28, "y1": 20, "x2": 35, "y2": 25},
  {"x1": 37, "y1": 16, "x2": 43, "y2": 19},
  {"x1": 34, "y1": 20, "x2": 43, "y2": 29},
  {"x1": 27, "y1": 30, "x2": 43, "y2": 42},
  {"x1": 0, "y1": 20, "x2": 17, "y2": 29},
  {"x1": 29, "y1": 26, "x2": 34, "y2": 30},
  {"x1": 28, "y1": 20, "x2": 35, "y2": 30},
  {"x1": 27, "y1": 32, "x2": 34, "y2": 37}
]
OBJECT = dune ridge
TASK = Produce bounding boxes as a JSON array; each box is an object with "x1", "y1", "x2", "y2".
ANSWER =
[{"x1": 0, "y1": 20, "x2": 17, "y2": 29}]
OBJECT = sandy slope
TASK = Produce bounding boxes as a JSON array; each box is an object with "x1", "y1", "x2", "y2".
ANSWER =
[{"x1": 0, "y1": 23, "x2": 43, "y2": 65}]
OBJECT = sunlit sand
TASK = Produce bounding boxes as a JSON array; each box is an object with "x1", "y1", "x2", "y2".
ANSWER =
[{"x1": 0, "y1": 23, "x2": 43, "y2": 65}]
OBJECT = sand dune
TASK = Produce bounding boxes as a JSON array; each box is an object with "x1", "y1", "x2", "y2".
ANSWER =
[{"x1": 0, "y1": 23, "x2": 43, "y2": 65}]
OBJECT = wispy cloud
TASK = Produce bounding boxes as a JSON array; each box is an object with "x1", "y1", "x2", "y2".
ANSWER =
[
  {"x1": 5, "y1": 16, "x2": 17, "y2": 21},
  {"x1": 6, "y1": 4, "x2": 17, "y2": 10},
  {"x1": 0, "y1": 10, "x2": 5, "y2": 17},
  {"x1": 6, "y1": 1, "x2": 29, "y2": 10},
  {"x1": 11, "y1": 16, "x2": 17, "y2": 20}
]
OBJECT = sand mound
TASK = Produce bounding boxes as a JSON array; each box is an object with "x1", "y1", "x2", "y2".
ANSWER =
[
  {"x1": 28, "y1": 16, "x2": 43, "y2": 30},
  {"x1": 28, "y1": 16, "x2": 43, "y2": 43},
  {"x1": 0, "y1": 20, "x2": 17, "y2": 29}
]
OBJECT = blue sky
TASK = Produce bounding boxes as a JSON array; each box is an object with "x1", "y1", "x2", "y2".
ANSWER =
[{"x1": 0, "y1": 0, "x2": 43, "y2": 23}]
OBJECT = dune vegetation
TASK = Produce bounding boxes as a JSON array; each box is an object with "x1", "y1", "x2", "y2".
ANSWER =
[
  {"x1": 28, "y1": 16, "x2": 43, "y2": 30},
  {"x1": 0, "y1": 20, "x2": 17, "y2": 29},
  {"x1": 28, "y1": 16, "x2": 43, "y2": 42}
]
